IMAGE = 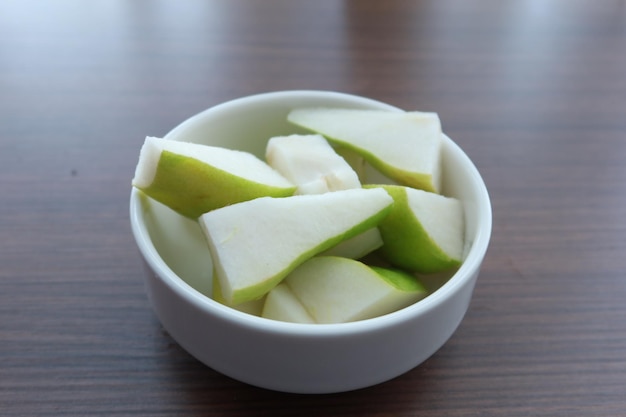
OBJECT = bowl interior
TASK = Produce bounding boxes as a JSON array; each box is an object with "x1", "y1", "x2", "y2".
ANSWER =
[{"x1": 131, "y1": 90, "x2": 491, "y2": 328}]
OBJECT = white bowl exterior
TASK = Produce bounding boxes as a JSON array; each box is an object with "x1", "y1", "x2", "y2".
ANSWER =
[{"x1": 129, "y1": 90, "x2": 491, "y2": 393}]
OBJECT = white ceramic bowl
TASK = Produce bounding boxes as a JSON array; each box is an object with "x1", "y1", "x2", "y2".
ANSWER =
[{"x1": 129, "y1": 91, "x2": 492, "y2": 394}]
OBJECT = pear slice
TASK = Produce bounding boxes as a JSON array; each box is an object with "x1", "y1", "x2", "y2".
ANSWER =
[
  {"x1": 265, "y1": 134, "x2": 361, "y2": 195},
  {"x1": 132, "y1": 136, "x2": 296, "y2": 218},
  {"x1": 284, "y1": 256, "x2": 427, "y2": 324},
  {"x1": 262, "y1": 283, "x2": 315, "y2": 324},
  {"x1": 199, "y1": 187, "x2": 394, "y2": 305},
  {"x1": 369, "y1": 184, "x2": 465, "y2": 273},
  {"x1": 288, "y1": 108, "x2": 442, "y2": 192}
]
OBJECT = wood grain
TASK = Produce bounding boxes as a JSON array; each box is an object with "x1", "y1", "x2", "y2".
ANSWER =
[{"x1": 1, "y1": 1, "x2": 625, "y2": 415}]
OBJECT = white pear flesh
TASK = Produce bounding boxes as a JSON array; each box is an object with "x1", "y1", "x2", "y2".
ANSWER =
[
  {"x1": 284, "y1": 256, "x2": 427, "y2": 324},
  {"x1": 132, "y1": 136, "x2": 295, "y2": 218},
  {"x1": 262, "y1": 283, "x2": 315, "y2": 324},
  {"x1": 265, "y1": 134, "x2": 361, "y2": 195},
  {"x1": 321, "y1": 227, "x2": 383, "y2": 259},
  {"x1": 333, "y1": 145, "x2": 366, "y2": 182},
  {"x1": 199, "y1": 187, "x2": 394, "y2": 306},
  {"x1": 372, "y1": 184, "x2": 465, "y2": 273},
  {"x1": 211, "y1": 274, "x2": 265, "y2": 316},
  {"x1": 287, "y1": 108, "x2": 443, "y2": 193}
]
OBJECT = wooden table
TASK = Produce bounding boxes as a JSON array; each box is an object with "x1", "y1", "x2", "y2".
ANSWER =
[{"x1": 2, "y1": 1, "x2": 625, "y2": 415}]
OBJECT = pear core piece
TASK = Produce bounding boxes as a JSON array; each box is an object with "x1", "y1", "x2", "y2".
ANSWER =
[
  {"x1": 199, "y1": 187, "x2": 394, "y2": 305},
  {"x1": 265, "y1": 134, "x2": 361, "y2": 195},
  {"x1": 288, "y1": 108, "x2": 442, "y2": 192}
]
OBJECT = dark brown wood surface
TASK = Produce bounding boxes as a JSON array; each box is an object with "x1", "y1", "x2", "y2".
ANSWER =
[{"x1": 2, "y1": 1, "x2": 625, "y2": 415}]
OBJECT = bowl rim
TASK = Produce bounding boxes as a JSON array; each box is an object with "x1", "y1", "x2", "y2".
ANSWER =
[{"x1": 130, "y1": 90, "x2": 492, "y2": 337}]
